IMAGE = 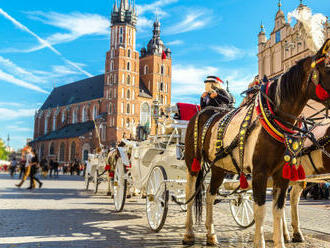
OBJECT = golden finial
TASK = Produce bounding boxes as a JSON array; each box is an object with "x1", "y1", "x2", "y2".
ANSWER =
[{"x1": 278, "y1": 0, "x2": 282, "y2": 9}]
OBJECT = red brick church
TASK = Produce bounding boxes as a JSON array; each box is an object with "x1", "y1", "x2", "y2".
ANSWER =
[{"x1": 31, "y1": 0, "x2": 172, "y2": 163}]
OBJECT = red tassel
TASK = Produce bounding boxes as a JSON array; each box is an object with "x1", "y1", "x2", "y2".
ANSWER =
[
  {"x1": 109, "y1": 171, "x2": 114, "y2": 178},
  {"x1": 282, "y1": 162, "x2": 291, "y2": 179},
  {"x1": 297, "y1": 164, "x2": 306, "y2": 180},
  {"x1": 315, "y1": 84, "x2": 330, "y2": 101},
  {"x1": 290, "y1": 166, "x2": 299, "y2": 181},
  {"x1": 191, "y1": 158, "x2": 201, "y2": 172},
  {"x1": 104, "y1": 164, "x2": 111, "y2": 171},
  {"x1": 240, "y1": 172, "x2": 249, "y2": 189}
]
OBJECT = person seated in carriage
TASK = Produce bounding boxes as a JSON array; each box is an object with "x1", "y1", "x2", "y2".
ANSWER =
[{"x1": 200, "y1": 76, "x2": 234, "y2": 109}]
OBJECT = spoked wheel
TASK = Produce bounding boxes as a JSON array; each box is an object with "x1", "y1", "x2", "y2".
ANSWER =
[
  {"x1": 229, "y1": 191, "x2": 255, "y2": 228},
  {"x1": 113, "y1": 158, "x2": 127, "y2": 212},
  {"x1": 85, "y1": 173, "x2": 91, "y2": 190},
  {"x1": 93, "y1": 169, "x2": 99, "y2": 194},
  {"x1": 146, "y1": 166, "x2": 169, "y2": 232}
]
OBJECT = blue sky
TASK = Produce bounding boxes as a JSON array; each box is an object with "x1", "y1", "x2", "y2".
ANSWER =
[{"x1": 0, "y1": 0, "x2": 329, "y2": 150}]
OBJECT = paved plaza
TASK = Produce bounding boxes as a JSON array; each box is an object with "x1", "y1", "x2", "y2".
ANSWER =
[{"x1": 0, "y1": 173, "x2": 329, "y2": 248}]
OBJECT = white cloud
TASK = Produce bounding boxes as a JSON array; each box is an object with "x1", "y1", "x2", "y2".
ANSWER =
[
  {"x1": 137, "y1": 16, "x2": 153, "y2": 30},
  {"x1": 0, "y1": 8, "x2": 92, "y2": 77},
  {"x1": 26, "y1": 11, "x2": 109, "y2": 49},
  {"x1": 0, "y1": 108, "x2": 35, "y2": 120},
  {"x1": 167, "y1": 40, "x2": 184, "y2": 46},
  {"x1": 0, "y1": 102, "x2": 23, "y2": 107},
  {"x1": 171, "y1": 64, "x2": 256, "y2": 98},
  {"x1": 212, "y1": 45, "x2": 256, "y2": 61},
  {"x1": 165, "y1": 11, "x2": 211, "y2": 35},
  {"x1": 0, "y1": 69, "x2": 48, "y2": 94},
  {"x1": 6, "y1": 125, "x2": 32, "y2": 132},
  {"x1": 137, "y1": 0, "x2": 178, "y2": 15}
]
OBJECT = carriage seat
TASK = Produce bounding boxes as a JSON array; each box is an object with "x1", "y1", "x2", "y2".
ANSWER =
[{"x1": 176, "y1": 103, "x2": 200, "y2": 121}]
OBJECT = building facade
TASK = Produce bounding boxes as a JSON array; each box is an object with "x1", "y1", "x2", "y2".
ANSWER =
[
  {"x1": 31, "y1": 0, "x2": 172, "y2": 163},
  {"x1": 258, "y1": 1, "x2": 330, "y2": 79}
]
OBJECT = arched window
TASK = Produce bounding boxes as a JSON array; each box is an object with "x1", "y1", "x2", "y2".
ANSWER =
[
  {"x1": 109, "y1": 89, "x2": 112, "y2": 99},
  {"x1": 126, "y1": 118, "x2": 130, "y2": 128},
  {"x1": 44, "y1": 117, "x2": 48, "y2": 134},
  {"x1": 160, "y1": 82, "x2": 164, "y2": 92},
  {"x1": 111, "y1": 49, "x2": 114, "y2": 58},
  {"x1": 93, "y1": 105, "x2": 98, "y2": 120},
  {"x1": 127, "y1": 75, "x2": 130, "y2": 85},
  {"x1": 70, "y1": 142, "x2": 76, "y2": 161},
  {"x1": 110, "y1": 75, "x2": 113, "y2": 85},
  {"x1": 140, "y1": 102, "x2": 150, "y2": 126},
  {"x1": 82, "y1": 106, "x2": 87, "y2": 122},
  {"x1": 127, "y1": 89, "x2": 130, "y2": 99},
  {"x1": 61, "y1": 111, "x2": 65, "y2": 123},
  {"x1": 59, "y1": 143, "x2": 65, "y2": 161},
  {"x1": 49, "y1": 142, "x2": 55, "y2": 155},
  {"x1": 52, "y1": 114, "x2": 56, "y2": 131},
  {"x1": 161, "y1": 65, "x2": 164, "y2": 75},
  {"x1": 121, "y1": 102, "x2": 124, "y2": 113},
  {"x1": 72, "y1": 109, "x2": 77, "y2": 124},
  {"x1": 127, "y1": 62, "x2": 130, "y2": 71},
  {"x1": 128, "y1": 49, "x2": 131, "y2": 57},
  {"x1": 144, "y1": 65, "x2": 149, "y2": 75},
  {"x1": 110, "y1": 61, "x2": 114, "y2": 71},
  {"x1": 127, "y1": 103, "x2": 130, "y2": 114},
  {"x1": 109, "y1": 103, "x2": 113, "y2": 114}
]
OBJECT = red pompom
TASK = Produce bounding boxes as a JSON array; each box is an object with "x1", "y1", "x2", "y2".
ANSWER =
[
  {"x1": 109, "y1": 171, "x2": 114, "y2": 178},
  {"x1": 239, "y1": 172, "x2": 249, "y2": 189},
  {"x1": 191, "y1": 158, "x2": 201, "y2": 172},
  {"x1": 315, "y1": 84, "x2": 330, "y2": 101},
  {"x1": 290, "y1": 166, "x2": 299, "y2": 181},
  {"x1": 282, "y1": 162, "x2": 291, "y2": 179},
  {"x1": 297, "y1": 164, "x2": 306, "y2": 180},
  {"x1": 104, "y1": 164, "x2": 111, "y2": 171}
]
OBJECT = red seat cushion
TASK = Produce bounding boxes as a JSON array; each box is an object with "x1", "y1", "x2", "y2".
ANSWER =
[{"x1": 177, "y1": 103, "x2": 200, "y2": 121}]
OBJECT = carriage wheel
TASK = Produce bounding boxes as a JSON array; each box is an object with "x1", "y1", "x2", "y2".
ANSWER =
[
  {"x1": 113, "y1": 158, "x2": 127, "y2": 212},
  {"x1": 93, "y1": 169, "x2": 99, "y2": 194},
  {"x1": 85, "y1": 173, "x2": 90, "y2": 191},
  {"x1": 229, "y1": 191, "x2": 255, "y2": 228},
  {"x1": 146, "y1": 166, "x2": 169, "y2": 232}
]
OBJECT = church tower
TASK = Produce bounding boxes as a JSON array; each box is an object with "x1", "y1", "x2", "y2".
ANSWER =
[
  {"x1": 140, "y1": 18, "x2": 172, "y2": 109},
  {"x1": 104, "y1": 0, "x2": 139, "y2": 144}
]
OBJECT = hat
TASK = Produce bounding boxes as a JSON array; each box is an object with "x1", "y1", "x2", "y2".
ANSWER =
[{"x1": 204, "y1": 76, "x2": 223, "y2": 84}]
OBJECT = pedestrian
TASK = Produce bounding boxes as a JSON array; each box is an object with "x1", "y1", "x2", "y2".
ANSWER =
[
  {"x1": 16, "y1": 146, "x2": 34, "y2": 188},
  {"x1": 10, "y1": 157, "x2": 17, "y2": 177},
  {"x1": 18, "y1": 155, "x2": 26, "y2": 179},
  {"x1": 27, "y1": 149, "x2": 42, "y2": 190},
  {"x1": 49, "y1": 159, "x2": 54, "y2": 177},
  {"x1": 40, "y1": 157, "x2": 48, "y2": 178},
  {"x1": 53, "y1": 159, "x2": 59, "y2": 177}
]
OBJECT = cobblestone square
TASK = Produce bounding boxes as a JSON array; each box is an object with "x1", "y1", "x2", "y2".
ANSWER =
[{"x1": 0, "y1": 174, "x2": 329, "y2": 248}]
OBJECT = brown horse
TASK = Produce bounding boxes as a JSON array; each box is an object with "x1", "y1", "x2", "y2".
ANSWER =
[{"x1": 183, "y1": 39, "x2": 330, "y2": 248}]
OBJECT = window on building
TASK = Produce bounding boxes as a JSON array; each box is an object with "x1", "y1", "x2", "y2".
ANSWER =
[
  {"x1": 144, "y1": 65, "x2": 149, "y2": 75},
  {"x1": 100, "y1": 124, "x2": 106, "y2": 141},
  {"x1": 52, "y1": 114, "x2": 56, "y2": 131},
  {"x1": 114, "y1": 89, "x2": 117, "y2": 98},
  {"x1": 61, "y1": 111, "x2": 65, "y2": 123},
  {"x1": 122, "y1": 73, "x2": 125, "y2": 84},
  {"x1": 132, "y1": 76, "x2": 135, "y2": 86},
  {"x1": 70, "y1": 142, "x2": 76, "y2": 161},
  {"x1": 127, "y1": 75, "x2": 130, "y2": 85},
  {"x1": 121, "y1": 118, "x2": 124, "y2": 127},
  {"x1": 82, "y1": 106, "x2": 87, "y2": 122},
  {"x1": 111, "y1": 49, "x2": 115, "y2": 58},
  {"x1": 132, "y1": 104, "x2": 135, "y2": 115},
  {"x1": 127, "y1": 103, "x2": 130, "y2": 114},
  {"x1": 109, "y1": 89, "x2": 112, "y2": 99},
  {"x1": 44, "y1": 117, "x2": 48, "y2": 134},
  {"x1": 93, "y1": 105, "x2": 98, "y2": 120},
  {"x1": 110, "y1": 75, "x2": 113, "y2": 84},
  {"x1": 160, "y1": 82, "x2": 164, "y2": 92},
  {"x1": 132, "y1": 90, "x2": 135, "y2": 100},
  {"x1": 127, "y1": 62, "x2": 130, "y2": 71},
  {"x1": 59, "y1": 143, "x2": 65, "y2": 161},
  {"x1": 161, "y1": 65, "x2": 164, "y2": 75},
  {"x1": 50, "y1": 142, "x2": 55, "y2": 155},
  {"x1": 127, "y1": 89, "x2": 130, "y2": 99},
  {"x1": 72, "y1": 109, "x2": 77, "y2": 124},
  {"x1": 128, "y1": 49, "x2": 131, "y2": 57},
  {"x1": 113, "y1": 103, "x2": 116, "y2": 113},
  {"x1": 109, "y1": 103, "x2": 112, "y2": 114},
  {"x1": 126, "y1": 118, "x2": 130, "y2": 128},
  {"x1": 110, "y1": 61, "x2": 114, "y2": 71},
  {"x1": 275, "y1": 30, "x2": 281, "y2": 43},
  {"x1": 140, "y1": 102, "x2": 150, "y2": 127},
  {"x1": 121, "y1": 102, "x2": 124, "y2": 113}
]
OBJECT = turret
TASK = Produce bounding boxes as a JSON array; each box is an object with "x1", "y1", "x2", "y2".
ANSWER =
[{"x1": 258, "y1": 23, "x2": 266, "y2": 47}]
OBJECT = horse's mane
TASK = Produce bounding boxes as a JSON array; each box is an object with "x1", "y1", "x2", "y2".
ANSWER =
[{"x1": 273, "y1": 56, "x2": 309, "y2": 106}]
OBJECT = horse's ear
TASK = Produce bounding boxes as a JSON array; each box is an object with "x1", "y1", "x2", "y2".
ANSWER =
[{"x1": 317, "y1": 39, "x2": 330, "y2": 57}]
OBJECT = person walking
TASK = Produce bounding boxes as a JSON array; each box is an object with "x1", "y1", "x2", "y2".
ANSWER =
[
  {"x1": 40, "y1": 157, "x2": 48, "y2": 178},
  {"x1": 16, "y1": 146, "x2": 33, "y2": 187},
  {"x1": 10, "y1": 157, "x2": 17, "y2": 177},
  {"x1": 53, "y1": 159, "x2": 59, "y2": 177},
  {"x1": 27, "y1": 150, "x2": 42, "y2": 189},
  {"x1": 49, "y1": 159, "x2": 54, "y2": 177}
]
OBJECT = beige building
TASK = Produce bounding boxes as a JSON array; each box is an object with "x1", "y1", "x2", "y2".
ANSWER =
[{"x1": 258, "y1": 2, "x2": 330, "y2": 79}]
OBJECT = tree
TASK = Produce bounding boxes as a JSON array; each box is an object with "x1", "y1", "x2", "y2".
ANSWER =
[{"x1": 0, "y1": 139, "x2": 9, "y2": 160}]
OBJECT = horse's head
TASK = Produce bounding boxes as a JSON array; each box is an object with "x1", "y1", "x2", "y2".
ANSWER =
[{"x1": 308, "y1": 39, "x2": 330, "y2": 104}]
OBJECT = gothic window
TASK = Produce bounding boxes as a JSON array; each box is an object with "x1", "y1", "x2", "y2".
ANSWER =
[
  {"x1": 61, "y1": 111, "x2": 65, "y2": 123},
  {"x1": 59, "y1": 143, "x2": 65, "y2": 161},
  {"x1": 160, "y1": 82, "x2": 164, "y2": 92},
  {"x1": 128, "y1": 49, "x2": 131, "y2": 57},
  {"x1": 127, "y1": 62, "x2": 130, "y2": 71},
  {"x1": 127, "y1": 75, "x2": 130, "y2": 85},
  {"x1": 121, "y1": 102, "x2": 124, "y2": 113},
  {"x1": 111, "y1": 49, "x2": 115, "y2": 58},
  {"x1": 126, "y1": 118, "x2": 130, "y2": 128},
  {"x1": 144, "y1": 65, "x2": 149, "y2": 75},
  {"x1": 110, "y1": 75, "x2": 113, "y2": 84},
  {"x1": 82, "y1": 106, "x2": 87, "y2": 122},
  {"x1": 127, "y1": 103, "x2": 130, "y2": 114},
  {"x1": 70, "y1": 142, "x2": 76, "y2": 161},
  {"x1": 109, "y1": 103, "x2": 112, "y2": 114},
  {"x1": 110, "y1": 61, "x2": 114, "y2": 71},
  {"x1": 44, "y1": 117, "x2": 48, "y2": 134},
  {"x1": 72, "y1": 109, "x2": 77, "y2": 124},
  {"x1": 109, "y1": 89, "x2": 112, "y2": 99},
  {"x1": 127, "y1": 89, "x2": 130, "y2": 99},
  {"x1": 49, "y1": 142, "x2": 55, "y2": 155},
  {"x1": 275, "y1": 30, "x2": 281, "y2": 43},
  {"x1": 52, "y1": 114, "x2": 56, "y2": 131},
  {"x1": 114, "y1": 88, "x2": 117, "y2": 98},
  {"x1": 161, "y1": 65, "x2": 164, "y2": 75},
  {"x1": 93, "y1": 105, "x2": 98, "y2": 120}
]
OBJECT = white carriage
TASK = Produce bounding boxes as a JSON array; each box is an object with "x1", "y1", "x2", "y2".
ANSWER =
[{"x1": 113, "y1": 103, "x2": 255, "y2": 231}]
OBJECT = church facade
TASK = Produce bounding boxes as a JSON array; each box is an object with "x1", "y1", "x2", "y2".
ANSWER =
[
  {"x1": 31, "y1": 0, "x2": 172, "y2": 163},
  {"x1": 257, "y1": 1, "x2": 330, "y2": 79}
]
